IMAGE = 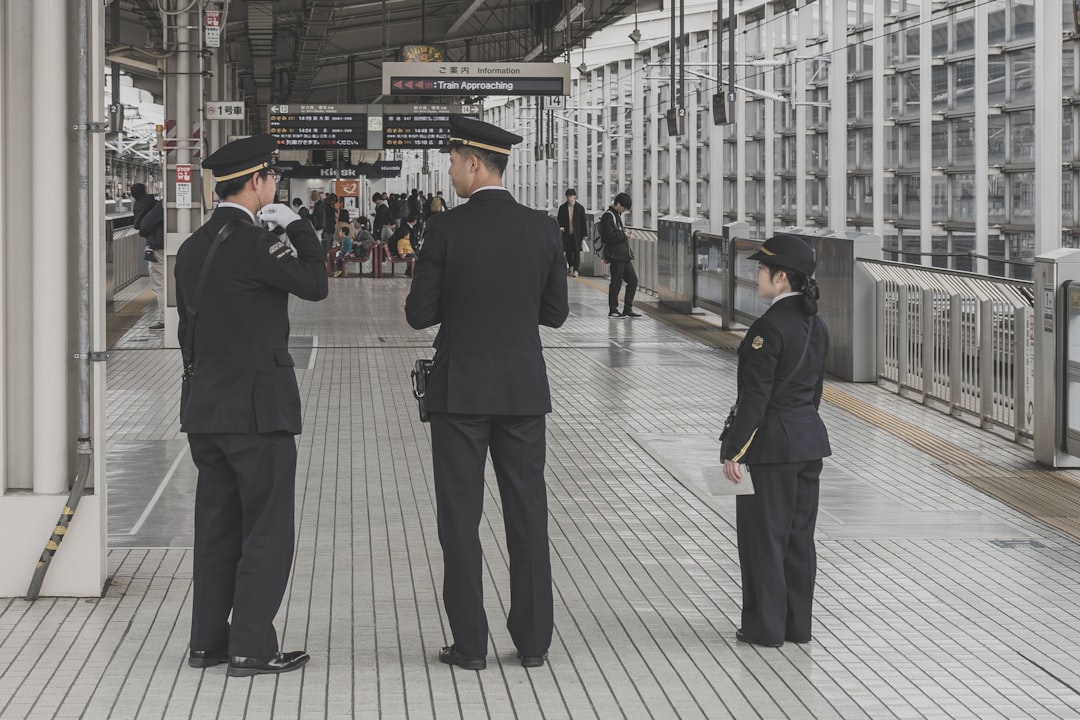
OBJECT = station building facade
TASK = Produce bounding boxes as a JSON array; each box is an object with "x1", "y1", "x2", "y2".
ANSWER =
[{"x1": 494, "y1": 0, "x2": 1073, "y2": 281}]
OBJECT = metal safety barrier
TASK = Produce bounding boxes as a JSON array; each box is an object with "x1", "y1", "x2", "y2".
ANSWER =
[
  {"x1": 627, "y1": 226, "x2": 658, "y2": 296},
  {"x1": 858, "y1": 259, "x2": 1035, "y2": 441},
  {"x1": 106, "y1": 213, "x2": 144, "y2": 302}
]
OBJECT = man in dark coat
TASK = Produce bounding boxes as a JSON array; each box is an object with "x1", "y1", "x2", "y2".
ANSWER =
[
  {"x1": 174, "y1": 133, "x2": 328, "y2": 677},
  {"x1": 557, "y1": 188, "x2": 587, "y2": 277},
  {"x1": 598, "y1": 192, "x2": 639, "y2": 317},
  {"x1": 405, "y1": 115, "x2": 569, "y2": 671},
  {"x1": 373, "y1": 193, "x2": 391, "y2": 237},
  {"x1": 131, "y1": 183, "x2": 166, "y2": 329}
]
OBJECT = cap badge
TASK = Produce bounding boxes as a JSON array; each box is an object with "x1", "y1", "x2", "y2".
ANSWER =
[{"x1": 751, "y1": 336, "x2": 764, "y2": 350}]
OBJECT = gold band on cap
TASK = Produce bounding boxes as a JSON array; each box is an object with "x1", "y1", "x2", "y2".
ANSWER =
[
  {"x1": 214, "y1": 161, "x2": 271, "y2": 182},
  {"x1": 758, "y1": 246, "x2": 776, "y2": 255},
  {"x1": 448, "y1": 137, "x2": 511, "y2": 156}
]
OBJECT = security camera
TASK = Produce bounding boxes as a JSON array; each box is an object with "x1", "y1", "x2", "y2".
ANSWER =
[
  {"x1": 577, "y1": 62, "x2": 589, "y2": 75},
  {"x1": 629, "y1": 28, "x2": 641, "y2": 43}
]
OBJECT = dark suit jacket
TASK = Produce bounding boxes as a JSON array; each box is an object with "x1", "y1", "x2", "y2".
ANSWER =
[
  {"x1": 374, "y1": 203, "x2": 391, "y2": 231},
  {"x1": 174, "y1": 206, "x2": 328, "y2": 434},
  {"x1": 598, "y1": 207, "x2": 631, "y2": 262},
  {"x1": 722, "y1": 296, "x2": 831, "y2": 464},
  {"x1": 557, "y1": 201, "x2": 587, "y2": 242},
  {"x1": 405, "y1": 188, "x2": 569, "y2": 416}
]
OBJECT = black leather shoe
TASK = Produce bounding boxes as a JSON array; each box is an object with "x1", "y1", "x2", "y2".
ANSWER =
[
  {"x1": 622, "y1": 309, "x2": 642, "y2": 318},
  {"x1": 517, "y1": 652, "x2": 547, "y2": 668},
  {"x1": 188, "y1": 649, "x2": 229, "y2": 668},
  {"x1": 786, "y1": 636, "x2": 812, "y2": 644},
  {"x1": 736, "y1": 629, "x2": 782, "y2": 648},
  {"x1": 439, "y1": 645, "x2": 486, "y2": 670},
  {"x1": 226, "y1": 650, "x2": 310, "y2": 677}
]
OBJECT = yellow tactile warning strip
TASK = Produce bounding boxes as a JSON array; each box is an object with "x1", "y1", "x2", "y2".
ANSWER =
[
  {"x1": 585, "y1": 279, "x2": 1080, "y2": 542},
  {"x1": 106, "y1": 288, "x2": 154, "y2": 347},
  {"x1": 824, "y1": 386, "x2": 1080, "y2": 542}
]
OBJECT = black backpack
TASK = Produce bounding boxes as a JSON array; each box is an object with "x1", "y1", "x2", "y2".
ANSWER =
[{"x1": 592, "y1": 210, "x2": 613, "y2": 257}]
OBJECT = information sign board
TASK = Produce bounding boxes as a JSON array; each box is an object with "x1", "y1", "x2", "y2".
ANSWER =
[
  {"x1": 204, "y1": 11, "x2": 221, "y2": 48},
  {"x1": 205, "y1": 101, "x2": 244, "y2": 120},
  {"x1": 267, "y1": 104, "x2": 368, "y2": 149},
  {"x1": 382, "y1": 62, "x2": 571, "y2": 97},
  {"x1": 382, "y1": 104, "x2": 480, "y2": 150},
  {"x1": 175, "y1": 164, "x2": 192, "y2": 209}
]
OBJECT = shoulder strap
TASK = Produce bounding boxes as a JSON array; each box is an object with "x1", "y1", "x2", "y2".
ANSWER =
[
  {"x1": 774, "y1": 315, "x2": 816, "y2": 395},
  {"x1": 181, "y1": 220, "x2": 245, "y2": 370}
]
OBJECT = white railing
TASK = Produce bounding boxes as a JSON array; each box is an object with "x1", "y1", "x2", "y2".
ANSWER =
[{"x1": 859, "y1": 259, "x2": 1035, "y2": 441}]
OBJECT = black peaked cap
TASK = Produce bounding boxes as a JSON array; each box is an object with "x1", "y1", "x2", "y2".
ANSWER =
[
  {"x1": 202, "y1": 133, "x2": 278, "y2": 181},
  {"x1": 440, "y1": 115, "x2": 522, "y2": 156},
  {"x1": 748, "y1": 233, "x2": 817, "y2": 276}
]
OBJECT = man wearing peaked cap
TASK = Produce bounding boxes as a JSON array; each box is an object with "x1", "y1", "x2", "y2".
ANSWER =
[
  {"x1": 174, "y1": 133, "x2": 328, "y2": 677},
  {"x1": 406, "y1": 114, "x2": 569, "y2": 671}
]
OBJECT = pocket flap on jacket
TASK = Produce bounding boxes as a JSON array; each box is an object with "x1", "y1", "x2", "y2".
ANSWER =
[{"x1": 274, "y1": 349, "x2": 295, "y2": 367}]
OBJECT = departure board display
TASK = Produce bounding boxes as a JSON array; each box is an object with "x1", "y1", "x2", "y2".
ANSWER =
[
  {"x1": 382, "y1": 105, "x2": 480, "y2": 150},
  {"x1": 267, "y1": 104, "x2": 367, "y2": 149}
]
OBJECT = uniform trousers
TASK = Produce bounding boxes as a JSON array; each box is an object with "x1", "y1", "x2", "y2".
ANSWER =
[
  {"x1": 430, "y1": 412, "x2": 554, "y2": 659},
  {"x1": 562, "y1": 235, "x2": 580, "y2": 272},
  {"x1": 735, "y1": 459, "x2": 821, "y2": 645},
  {"x1": 608, "y1": 259, "x2": 638, "y2": 313},
  {"x1": 187, "y1": 431, "x2": 297, "y2": 658}
]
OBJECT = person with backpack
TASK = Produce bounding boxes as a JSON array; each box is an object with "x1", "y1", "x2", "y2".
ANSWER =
[
  {"x1": 597, "y1": 192, "x2": 639, "y2": 318},
  {"x1": 557, "y1": 188, "x2": 586, "y2": 277},
  {"x1": 131, "y1": 183, "x2": 166, "y2": 329}
]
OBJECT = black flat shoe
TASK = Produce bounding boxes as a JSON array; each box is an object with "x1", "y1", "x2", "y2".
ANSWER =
[
  {"x1": 188, "y1": 649, "x2": 229, "y2": 668},
  {"x1": 735, "y1": 629, "x2": 782, "y2": 648},
  {"x1": 439, "y1": 645, "x2": 486, "y2": 670},
  {"x1": 516, "y1": 652, "x2": 547, "y2": 668},
  {"x1": 227, "y1": 650, "x2": 310, "y2": 677}
]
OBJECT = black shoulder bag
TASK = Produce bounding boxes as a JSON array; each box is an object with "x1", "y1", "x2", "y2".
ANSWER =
[
  {"x1": 411, "y1": 358, "x2": 433, "y2": 422},
  {"x1": 720, "y1": 315, "x2": 817, "y2": 444},
  {"x1": 181, "y1": 221, "x2": 244, "y2": 382}
]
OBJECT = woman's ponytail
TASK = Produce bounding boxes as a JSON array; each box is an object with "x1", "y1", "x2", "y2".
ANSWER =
[{"x1": 787, "y1": 271, "x2": 819, "y2": 315}]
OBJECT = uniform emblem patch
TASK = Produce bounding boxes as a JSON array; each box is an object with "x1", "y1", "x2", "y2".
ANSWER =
[
  {"x1": 751, "y1": 336, "x2": 764, "y2": 350},
  {"x1": 267, "y1": 240, "x2": 293, "y2": 260}
]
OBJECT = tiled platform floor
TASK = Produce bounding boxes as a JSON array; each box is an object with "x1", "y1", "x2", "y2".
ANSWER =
[{"x1": 3, "y1": 274, "x2": 1080, "y2": 719}]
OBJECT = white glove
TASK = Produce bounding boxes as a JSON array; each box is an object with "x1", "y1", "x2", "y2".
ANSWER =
[{"x1": 257, "y1": 203, "x2": 302, "y2": 231}]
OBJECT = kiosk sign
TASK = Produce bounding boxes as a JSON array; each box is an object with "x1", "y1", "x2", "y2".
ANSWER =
[{"x1": 382, "y1": 62, "x2": 571, "y2": 97}]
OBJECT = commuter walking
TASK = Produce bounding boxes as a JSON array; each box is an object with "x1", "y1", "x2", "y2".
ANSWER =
[
  {"x1": 720, "y1": 233, "x2": 830, "y2": 648},
  {"x1": 405, "y1": 115, "x2": 569, "y2": 671},
  {"x1": 598, "y1": 192, "x2": 639, "y2": 317},
  {"x1": 131, "y1": 183, "x2": 165, "y2": 329},
  {"x1": 557, "y1": 188, "x2": 586, "y2": 277},
  {"x1": 174, "y1": 134, "x2": 328, "y2": 677}
]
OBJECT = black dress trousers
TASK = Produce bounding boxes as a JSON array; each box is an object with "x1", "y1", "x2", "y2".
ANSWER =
[
  {"x1": 429, "y1": 411, "x2": 554, "y2": 659},
  {"x1": 188, "y1": 431, "x2": 297, "y2": 658},
  {"x1": 735, "y1": 459, "x2": 821, "y2": 645}
]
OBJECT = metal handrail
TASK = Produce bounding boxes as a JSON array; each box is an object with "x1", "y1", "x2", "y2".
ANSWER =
[{"x1": 858, "y1": 258, "x2": 1035, "y2": 441}]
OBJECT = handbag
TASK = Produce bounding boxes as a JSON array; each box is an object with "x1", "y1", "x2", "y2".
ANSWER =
[{"x1": 410, "y1": 358, "x2": 433, "y2": 422}]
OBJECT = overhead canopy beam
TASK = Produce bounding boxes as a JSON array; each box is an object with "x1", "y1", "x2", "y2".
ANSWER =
[{"x1": 448, "y1": 0, "x2": 490, "y2": 34}]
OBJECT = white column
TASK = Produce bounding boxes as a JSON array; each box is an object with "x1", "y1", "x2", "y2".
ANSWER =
[
  {"x1": 919, "y1": 2, "x2": 932, "y2": 259},
  {"x1": 795, "y1": 9, "x2": 807, "y2": 228},
  {"x1": 649, "y1": 79, "x2": 659, "y2": 227},
  {"x1": 974, "y1": 3, "x2": 991, "y2": 274},
  {"x1": 31, "y1": 0, "x2": 69, "y2": 494},
  {"x1": 688, "y1": 76, "x2": 699, "y2": 221},
  {"x1": 828, "y1": 0, "x2": 847, "y2": 233},
  {"x1": 632, "y1": 54, "x2": 645, "y2": 228},
  {"x1": 1034, "y1": 0, "x2": 1064, "y2": 256},
  {"x1": 873, "y1": 8, "x2": 885, "y2": 239},
  {"x1": 734, "y1": 16, "x2": 746, "y2": 222},
  {"x1": 763, "y1": 3, "x2": 775, "y2": 236},
  {"x1": 708, "y1": 16, "x2": 723, "y2": 233}
]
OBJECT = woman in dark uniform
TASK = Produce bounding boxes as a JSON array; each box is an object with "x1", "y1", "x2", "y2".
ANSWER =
[{"x1": 721, "y1": 233, "x2": 831, "y2": 648}]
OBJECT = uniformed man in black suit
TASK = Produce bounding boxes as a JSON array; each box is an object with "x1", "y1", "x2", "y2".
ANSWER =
[
  {"x1": 174, "y1": 134, "x2": 328, "y2": 676},
  {"x1": 405, "y1": 115, "x2": 569, "y2": 671},
  {"x1": 721, "y1": 233, "x2": 831, "y2": 648}
]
